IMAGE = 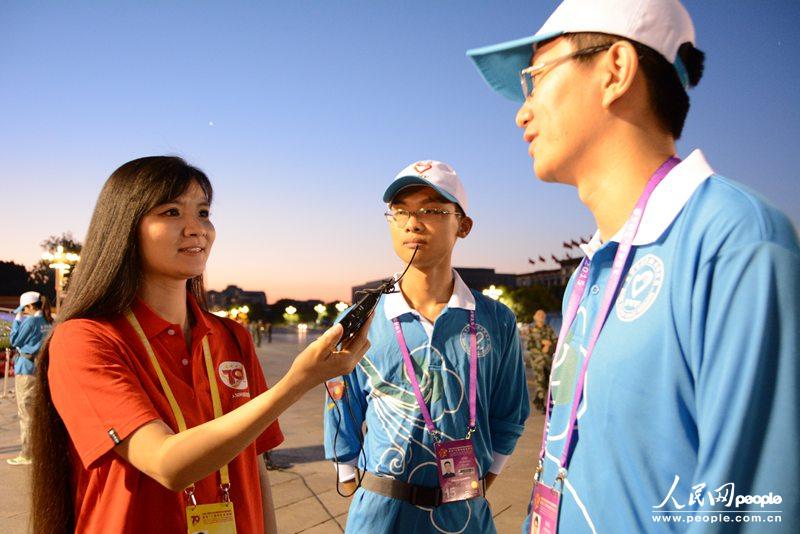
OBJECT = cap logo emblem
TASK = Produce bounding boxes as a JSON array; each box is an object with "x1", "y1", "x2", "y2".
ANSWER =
[{"x1": 413, "y1": 161, "x2": 432, "y2": 174}]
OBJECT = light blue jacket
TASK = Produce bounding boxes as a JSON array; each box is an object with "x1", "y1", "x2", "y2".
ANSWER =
[
  {"x1": 524, "y1": 150, "x2": 799, "y2": 533},
  {"x1": 325, "y1": 271, "x2": 530, "y2": 533},
  {"x1": 10, "y1": 312, "x2": 51, "y2": 375}
]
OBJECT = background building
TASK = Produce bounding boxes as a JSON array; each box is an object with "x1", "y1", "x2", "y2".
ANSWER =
[
  {"x1": 352, "y1": 267, "x2": 517, "y2": 302},
  {"x1": 207, "y1": 285, "x2": 268, "y2": 309},
  {"x1": 516, "y1": 257, "x2": 582, "y2": 289},
  {"x1": 351, "y1": 258, "x2": 581, "y2": 303}
]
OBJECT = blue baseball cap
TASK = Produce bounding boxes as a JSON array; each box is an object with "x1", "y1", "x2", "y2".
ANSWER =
[{"x1": 467, "y1": 0, "x2": 695, "y2": 102}]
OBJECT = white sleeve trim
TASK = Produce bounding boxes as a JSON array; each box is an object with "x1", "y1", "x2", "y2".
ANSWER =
[
  {"x1": 488, "y1": 452, "x2": 510, "y2": 475},
  {"x1": 335, "y1": 460, "x2": 357, "y2": 482}
]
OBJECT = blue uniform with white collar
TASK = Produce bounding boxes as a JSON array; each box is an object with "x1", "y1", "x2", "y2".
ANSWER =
[
  {"x1": 324, "y1": 271, "x2": 530, "y2": 533},
  {"x1": 523, "y1": 150, "x2": 800, "y2": 532},
  {"x1": 10, "y1": 312, "x2": 51, "y2": 375}
]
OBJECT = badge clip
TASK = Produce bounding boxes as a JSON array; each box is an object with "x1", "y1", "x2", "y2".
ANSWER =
[{"x1": 184, "y1": 484, "x2": 198, "y2": 507}]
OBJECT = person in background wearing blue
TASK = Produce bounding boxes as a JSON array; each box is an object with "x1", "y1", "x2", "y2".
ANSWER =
[
  {"x1": 468, "y1": 0, "x2": 799, "y2": 531},
  {"x1": 324, "y1": 160, "x2": 530, "y2": 533},
  {"x1": 8, "y1": 291, "x2": 53, "y2": 466}
]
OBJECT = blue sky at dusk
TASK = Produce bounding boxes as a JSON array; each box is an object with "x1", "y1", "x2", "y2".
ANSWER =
[{"x1": 2, "y1": 1, "x2": 798, "y2": 301}]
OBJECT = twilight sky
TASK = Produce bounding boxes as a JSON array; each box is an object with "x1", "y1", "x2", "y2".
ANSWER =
[{"x1": 2, "y1": 1, "x2": 798, "y2": 302}]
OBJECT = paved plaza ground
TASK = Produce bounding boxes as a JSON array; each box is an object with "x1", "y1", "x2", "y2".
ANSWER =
[{"x1": 0, "y1": 332, "x2": 543, "y2": 533}]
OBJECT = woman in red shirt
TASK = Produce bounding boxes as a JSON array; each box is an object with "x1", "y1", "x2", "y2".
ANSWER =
[{"x1": 30, "y1": 156, "x2": 369, "y2": 534}]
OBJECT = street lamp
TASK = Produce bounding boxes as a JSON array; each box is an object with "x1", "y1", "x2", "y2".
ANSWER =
[
  {"x1": 284, "y1": 305, "x2": 299, "y2": 327},
  {"x1": 314, "y1": 303, "x2": 327, "y2": 324},
  {"x1": 482, "y1": 285, "x2": 503, "y2": 301},
  {"x1": 228, "y1": 306, "x2": 250, "y2": 322},
  {"x1": 335, "y1": 302, "x2": 349, "y2": 313},
  {"x1": 42, "y1": 245, "x2": 80, "y2": 313}
]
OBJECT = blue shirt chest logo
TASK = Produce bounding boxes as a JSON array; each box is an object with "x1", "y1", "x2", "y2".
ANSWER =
[
  {"x1": 616, "y1": 254, "x2": 666, "y2": 322},
  {"x1": 458, "y1": 323, "x2": 492, "y2": 357}
]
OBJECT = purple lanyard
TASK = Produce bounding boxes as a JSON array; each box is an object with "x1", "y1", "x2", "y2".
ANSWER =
[
  {"x1": 538, "y1": 157, "x2": 680, "y2": 475},
  {"x1": 393, "y1": 310, "x2": 478, "y2": 441}
]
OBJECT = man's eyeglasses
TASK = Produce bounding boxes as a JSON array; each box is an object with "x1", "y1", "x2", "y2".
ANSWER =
[
  {"x1": 519, "y1": 44, "x2": 612, "y2": 100},
  {"x1": 384, "y1": 208, "x2": 462, "y2": 227}
]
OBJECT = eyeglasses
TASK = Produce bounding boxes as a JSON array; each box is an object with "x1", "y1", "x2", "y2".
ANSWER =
[
  {"x1": 519, "y1": 44, "x2": 612, "y2": 100},
  {"x1": 384, "y1": 208, "x2": 462, "y2": 227}
]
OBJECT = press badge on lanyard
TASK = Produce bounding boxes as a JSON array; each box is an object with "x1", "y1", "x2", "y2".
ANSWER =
[
  {"x1": 393, "y1": 310, "x2": 481, "y2": 504},
  {"x1": 125, "y1": 311, "x2": 238, "y2": 534},
  {"x1": 529, "y1": 157, "x2": 680, "y2": 534}
]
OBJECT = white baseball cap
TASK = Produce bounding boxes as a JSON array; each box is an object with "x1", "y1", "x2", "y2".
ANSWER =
[
  {"x1": 383, "y1": 160, "x2": 469, "y2": 214},
  {"x1": 15, "y1": 291, "x2": 41, "y2": 313},
  {"x1": 467, "y1": 0, "x2": 696, "y2": 101}
]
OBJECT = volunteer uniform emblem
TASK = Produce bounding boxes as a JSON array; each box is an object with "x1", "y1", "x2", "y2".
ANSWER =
[
  {"x1": 459, "y1": 322, "x2": 492, "y2": 357},
  {"x1": 326, "y1": 379, "x2": 346, "y2": 400},
  {"x1": 616, "y1": 254, "x2": 665, "y2": 322},
  {"x1": 218, "y1": 361, "x2": 248, "y2": 390}
]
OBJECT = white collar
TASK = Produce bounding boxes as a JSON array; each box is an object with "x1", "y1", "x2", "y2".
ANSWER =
[
  {"x1": 580, "y1": 149, "x2": 714, "y2": 259},
  {"x1": 383, "y1": 269, "x2": 476, "y2": 321}
]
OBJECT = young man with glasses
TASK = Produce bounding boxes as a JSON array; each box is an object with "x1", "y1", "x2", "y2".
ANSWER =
[
  {"x1": 468, "y1": 0, "x2": 799, "y2": 531},
  {"x1": 323, "y1": 160, "x2": 530, "y2": 533}
]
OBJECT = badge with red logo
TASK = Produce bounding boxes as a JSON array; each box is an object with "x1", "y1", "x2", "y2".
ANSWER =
[
  {"x1": 413, "y1": 161, "x2": 432, "y2": 174},
  {"x1": 326, "y1": 379, "x2": 346, "y2": 400},
  {"x1": 218, "y1": 361, "x2": 249, "y2": 391}
]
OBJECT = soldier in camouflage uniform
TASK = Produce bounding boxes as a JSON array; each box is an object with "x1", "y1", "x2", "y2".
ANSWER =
[{"x1": 528, "y1": 309, "x2": 557, "y2": 413}]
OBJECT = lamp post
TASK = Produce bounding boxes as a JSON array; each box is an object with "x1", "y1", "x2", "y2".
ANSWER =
[
  {"x1": 482, "y1": 285, "x2": 503, "y2": 301},
  {"x1": 41, "y1": 245, "x2": 80, "y2": 313},
  {"x1": 284, "y1": 305, "x2": 299, "y2": 326},
  {"x1": 228, "y1": 305, "x2": 250, "y2": 322},
  {"x1": 314, "y1": 303, "x2": 327, "y2": 324},
  {"x1": 335, "y1": 301, "x2": 349, "y2": 314}
]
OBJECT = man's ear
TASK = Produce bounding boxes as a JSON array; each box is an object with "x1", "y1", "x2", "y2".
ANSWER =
[
  {"x1": 600, "y1": 40, "x2": 639, "y2": 109},
  {"x1": 457, "y1": 216, "x2": 473, "y2": 238}
]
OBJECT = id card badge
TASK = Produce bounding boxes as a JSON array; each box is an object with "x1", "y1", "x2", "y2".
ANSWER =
[
  {"x1": 530, "y1": 481, "x2": 560, "y2": 534},
  {"x1": 186, "y1": 501, "x2": 237, "y2": 534},
  {"x1": 435, "y1": 439, "x2": 481, "y2": 503}
]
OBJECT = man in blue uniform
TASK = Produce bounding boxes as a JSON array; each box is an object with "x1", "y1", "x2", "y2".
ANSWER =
[
  {"x1": 467, "y1": 0, "x2": 799, "y2": 531},
  {"x1": 8, "y1": 291, "x2": 53, "y2": 465},
  {"x1": 324, "y1": 160, "x2": 530, "y2": 533}
]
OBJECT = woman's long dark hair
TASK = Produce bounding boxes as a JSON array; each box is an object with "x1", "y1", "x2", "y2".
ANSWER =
[{"x1": 30, "y1": 156, "x2": 213, "y2": 533}]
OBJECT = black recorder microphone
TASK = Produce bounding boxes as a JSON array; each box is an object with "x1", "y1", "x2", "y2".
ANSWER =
[
  {"x1": 337, "y1": 245, "x2": 419, "y2": 345},
  {"x1": 326, "y1": 246, "x2": 419, "y2": 498}
]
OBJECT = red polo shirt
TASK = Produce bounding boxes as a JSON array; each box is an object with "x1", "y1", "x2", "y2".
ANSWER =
[{"x1": 48, "y1": 295, "x2": 284, "y2": 533}]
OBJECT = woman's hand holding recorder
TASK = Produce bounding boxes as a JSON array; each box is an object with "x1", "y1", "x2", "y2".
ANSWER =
[{"x1": 289, "y1": 315, "x2": 373, "y2": 393}]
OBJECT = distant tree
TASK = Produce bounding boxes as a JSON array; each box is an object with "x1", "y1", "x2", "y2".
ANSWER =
[
  {"x1": 40, "y1": 233, "x2": 82, "y2": 255},
  {"x1": 28, "y1": 232, "x2": 82, "y2": 299},
  {"x1": 294, "y1": 301, "x2": 320, "y2": 323},
  {"x1": 0, "y1": 261, "x2": 28, "y2": 297},
  {"x1": 499, "y1": 285, "x2": 561, "y2": 323},
  {"x1": 246, "y1": 302, "x2": 282, "y2": 324}
]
